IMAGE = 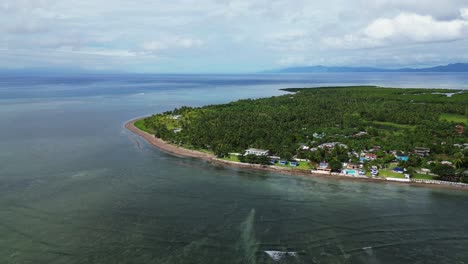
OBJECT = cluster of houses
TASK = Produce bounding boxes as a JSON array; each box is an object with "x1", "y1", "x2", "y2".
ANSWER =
[
  {"x1": 243, "y1": 148, "x2": 300, "y2": 167},
  {"x1": 241, "y1": 141, "x2": 444, "y2": 177},
  {"x1": 454, "y1": 143, "x2": 468, "y2": 149}
]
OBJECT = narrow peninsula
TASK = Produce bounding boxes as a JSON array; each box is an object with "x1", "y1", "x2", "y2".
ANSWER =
[{"x1": 127, "y1": 86, "x2": 468, "y2": 189}]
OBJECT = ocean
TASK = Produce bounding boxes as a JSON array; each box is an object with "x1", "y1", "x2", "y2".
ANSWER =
[{"x1": 0, "y1": 73, "x2": 467, "y2": 263}]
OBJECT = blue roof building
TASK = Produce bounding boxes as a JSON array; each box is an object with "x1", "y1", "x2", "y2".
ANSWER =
[{"x1": 289, "y1": 161, "x2": 299, "y2": 167}]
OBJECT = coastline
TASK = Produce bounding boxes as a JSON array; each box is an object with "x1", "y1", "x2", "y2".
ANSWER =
[{"x1": 125, "y1": 117, "x2": 468, "y2": 191}]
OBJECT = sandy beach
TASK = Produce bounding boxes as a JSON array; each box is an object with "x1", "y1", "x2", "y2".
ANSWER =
[{"x1": 125, "y1": 118, "x2": 468, "y2": 191}]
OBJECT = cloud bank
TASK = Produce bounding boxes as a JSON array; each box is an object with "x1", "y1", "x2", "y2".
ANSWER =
[
  {"x1": 324, "y1": 10, "x2": 468, "y2": 49},
  {"x1": 1, "y1": 0, "x2": 468, "y2": 72}
]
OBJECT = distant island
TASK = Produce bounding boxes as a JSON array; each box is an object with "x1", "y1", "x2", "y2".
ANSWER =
[
  {"x1": 266, "y1": 63, "x2": 468, "y2": 73},
  {"x1": 128, "y1": 86, "x2": 468, "y2": 188}
]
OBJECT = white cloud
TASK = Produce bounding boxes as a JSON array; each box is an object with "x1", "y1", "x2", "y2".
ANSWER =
[
  {"x1": 324, "y1": 11, "x2": 468, "y2": 49},
  {"x1": 142, "y1": 36, "x2": 203, "y2": 52},
  {"x1": 61, "y1": 48, "x2": 142, "y2": 57},
  {"x1": 461, "y1": 8, "x2": 468, "y2": 20}
]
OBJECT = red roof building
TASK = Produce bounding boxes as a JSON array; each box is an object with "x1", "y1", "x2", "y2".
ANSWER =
[{"x1": 365, "y1": 153, "x2": 378, "y2": 160}]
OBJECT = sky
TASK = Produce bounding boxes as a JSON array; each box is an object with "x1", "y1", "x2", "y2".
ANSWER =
[{"x1": 1, "y1": 0, "x2": 468, "y2": 73}]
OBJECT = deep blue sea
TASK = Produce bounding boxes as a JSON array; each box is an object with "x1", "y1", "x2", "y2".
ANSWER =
[{"x1": 0, "y1": 73, "x2": 467, "y2": 263}]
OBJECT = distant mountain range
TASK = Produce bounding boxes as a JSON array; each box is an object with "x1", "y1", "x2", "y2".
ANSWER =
[{"x1": 267, "y1": 63, "x2": 468, "y2": 73}]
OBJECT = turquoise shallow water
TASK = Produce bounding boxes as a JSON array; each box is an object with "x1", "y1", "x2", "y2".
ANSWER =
[{"x1": 0, "y1": 73, "x2": 467, "y2": 263}]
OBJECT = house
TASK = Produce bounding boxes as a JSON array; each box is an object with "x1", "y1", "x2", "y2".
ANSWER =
[
  {"x1": 456, "y1": 125, "x2": 464, "y2": 134},
  {"x1": 393, "y1": 167, "x2": 404, "y2": 174},
  {"x1": 244, "y1": 148, "x2": 269, "y2": 156},
  {"x1": 289, "y1": 161, "x2": 299, "y2": 167},
  {"x1": 268, "y1": 156, "x2": 281, "y2": 164},
  {"x1": 279, "y1": 160, "x2": 287, "y2": 165},
  {"x1": 365, "y1": 153, "x2": 377, "y2": 160},
  {"x1": 318, "y1": 142, "x2": 348, "y2": 149},
  {"x1": 173, "y1": 128, "x2": 182, "y2": 133},
  {"x1": 369, "y1": 146, "x2": 381, "y2": 152},
  {"x1": 317, "y1": 162, "x2": 331, "y2": 171},
  {"x1": 353, "y1": 131, "x2": 368, "y2": 137},
  {"x1": 441, "y1": 161, "x2": 454, "y2": 166},
  {"x1": 420, "y1": 168, "x2": 431, "y2": 174},
  {"x1": 346, "y1": 163, "x2": 360, "y2": 169},
  {"x1": 313, "y1": 132, "x2": 326, "y2": 139},
  {"x1": 298, "y1": 143, "x2": 310, "y2": 150},
  {"x1": 414, "y1": 147, "x2": 430, "y2": 157},
  {"x1": 170, "y1": 115, "x2": 182, "y2": 120}
]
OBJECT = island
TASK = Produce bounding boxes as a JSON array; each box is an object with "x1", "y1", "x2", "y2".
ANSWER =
[{"x1": 127, "y1": 86, "x2": 468, "y2": 188}]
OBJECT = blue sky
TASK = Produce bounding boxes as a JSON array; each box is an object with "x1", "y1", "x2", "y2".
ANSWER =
[{"x1": 1, "y1": 0, "x2": 468, "y2": 73}]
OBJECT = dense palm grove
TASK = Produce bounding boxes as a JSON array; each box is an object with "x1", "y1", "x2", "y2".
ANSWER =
[{"x1": 142, "y1": 86, "x2": 468, "y2": 180}]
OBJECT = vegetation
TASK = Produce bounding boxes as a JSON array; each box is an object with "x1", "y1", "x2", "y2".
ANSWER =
[
  {"x1": 134, "y1": 119, "x2": 152, "y2": 133},
  {"x1": 440, "y1": 113, "x2": 468, "y2": 125},
  {"x1": 142, "y1": 86, "x2": 468, "y2": 182}
]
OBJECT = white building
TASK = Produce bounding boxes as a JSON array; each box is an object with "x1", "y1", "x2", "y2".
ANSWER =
[{"x1": 244, "y1": 148, "x2": 269, "y2": 156}]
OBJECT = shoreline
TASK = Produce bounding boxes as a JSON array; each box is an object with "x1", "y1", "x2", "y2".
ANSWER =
[{"x1": 125, "y1": 118, "x2": 468, "y2": 191}]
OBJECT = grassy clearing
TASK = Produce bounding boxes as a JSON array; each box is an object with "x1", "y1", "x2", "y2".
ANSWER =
[
  {"x1": 275, "y1": 161, "x2": 311, "y2": 170},
  {"x1": 221, "y1": 155, "x2": 312, "y2": 170},
  {"x1": 379, "y1": 167, "x2": 406, "y2": 178},
  {"x1": 440, "y1": 113, "x2": 467, "y2": 125},
  {"x1": 372, "y1": 121, "x2": 416, "y2": 130},
  {"x1": 221, "y1": 155, "x2": 241, "y2": 162}
]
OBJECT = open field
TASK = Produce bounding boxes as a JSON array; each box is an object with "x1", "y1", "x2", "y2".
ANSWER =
[
  {"x1": 440, "y1": 113, "x2": 467, "y2": 125},
  {"x1": 372, "y1": 121, "x2": 416, "y2": 130},
  {"x1": 378, "y1": 167, "x2": 406, "y2": 178}
]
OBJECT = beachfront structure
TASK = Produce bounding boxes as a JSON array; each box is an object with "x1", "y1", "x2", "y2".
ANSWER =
[
  {"x1": 317, "y1": 162, "x2": 331, "y2": 171},
  {"x1": 244, "y1": 148, "x2": 269, "y2": 156},
  {"x1": 414, "y1": 147, "x2": 430, "y2": 157},
  {"x1": 268, "y1": 156, "x2": 280, "y2": 164},
  {"x1": 345, "y1": 163, "x2": 361, "y2": 170},
  {"x1": 289, "y1": 161, "x2": 299, "y2": 167},
  {"x1": 279, "y1": 160, "x2": 287, "y2": 165},
  {"x1": 393, "y1": 167, "x2": 404, "y2": 174}
]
